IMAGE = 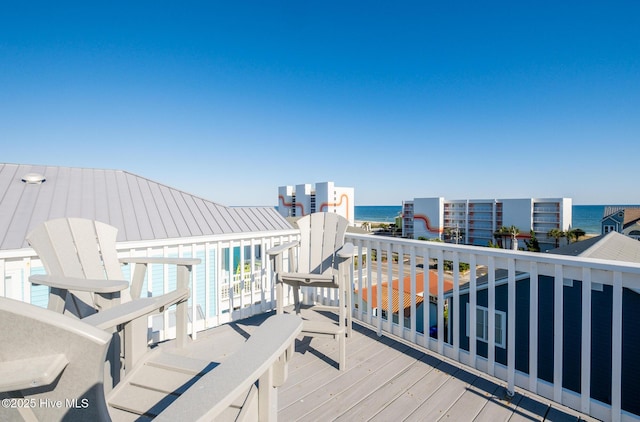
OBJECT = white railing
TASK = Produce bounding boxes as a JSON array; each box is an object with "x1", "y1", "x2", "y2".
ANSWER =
[
  {"x1": 344, "y1": 233, "x2": 640, "y2": 422},
  {"x1": 0, "y1": 228, "x2": 299, "y2": 338},
  {"x1": 3, "y1": 228, "x2": 640, "y2": 421}
]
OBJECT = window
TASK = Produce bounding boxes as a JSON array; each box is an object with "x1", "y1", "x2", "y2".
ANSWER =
[
  {"x1": 604, "y1": 225, "x2": 615, "y2": 233},
  {"x1": 466, "y1": 304, "x2": 506, "y2": 348}
]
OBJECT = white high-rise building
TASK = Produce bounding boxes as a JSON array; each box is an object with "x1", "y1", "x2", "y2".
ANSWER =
[
  {"x1": 402, "y1": 197, "x2": 572, "y2": 250},
  {"x1": 278, "y1": 182, "x2": 355, "y2": 225}
]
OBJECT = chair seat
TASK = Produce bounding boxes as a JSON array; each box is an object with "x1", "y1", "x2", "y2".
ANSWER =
[{"x1": 280, "y1": 272, "x2": 336, "y2": 288}]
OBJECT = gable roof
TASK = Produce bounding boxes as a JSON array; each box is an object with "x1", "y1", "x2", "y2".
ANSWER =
[
  {"x1": 602, "y1": 207, "x2": 640, "y2": 228},
  {"x1": 623, "y1": 209, "x2": 640, "y2": 228},
  {"x1": 0, "y1": 163, "x2": 292, "y2": 251},
  {"x1": 547, "y1": 231, "x2": 640, "y2": 263}
]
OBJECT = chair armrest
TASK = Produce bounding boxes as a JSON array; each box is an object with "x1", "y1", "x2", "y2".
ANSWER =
[
  {"x1": 337, "y1": 242, "x2": 355, "y2": 259},
  {"x1": 155, "y1": 314, "x2": 302, "y2": 421},
  {"x1": 119, "y1": 257, "x2": 201, "y2": 266},
  {"x1": 29, "y1": 274, "x2": 129, "y2": 294},
  {"x1": 82, "y1": 288, "x2": 189, "y2": 330},
  {"x1": 0, "y1": 354, "x2": 69, "y2": 392},
  {"x1": 266, "y1": 241, "x2": 299, "y2": 257},
  {"x1": 119, "y1": 257, "x2": 200, "y2": 300}
]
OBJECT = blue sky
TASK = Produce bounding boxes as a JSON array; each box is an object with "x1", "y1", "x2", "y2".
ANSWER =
[{"x1": 2, "y1": 1, "x2": 638, "y2": 206}]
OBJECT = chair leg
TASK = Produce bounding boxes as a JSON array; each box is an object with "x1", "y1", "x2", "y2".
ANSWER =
[
  {"x1": 338, "y1": 332, "x2": 346, "y2": 371},
  {"x1": 276, "y1": 281, "x2": 283, "y2": 315},
  {"x1": 292, "y1": 286, "x2": 302, "y2": 315}
]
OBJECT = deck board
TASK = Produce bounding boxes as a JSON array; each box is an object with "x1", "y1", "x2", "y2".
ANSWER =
[
  {"x1": 167, "y1": 308, "x2": 596, "y2": 422},
  {"x1": 370, "y1": 361, "x2": 461, "y2": 421},
  {"x1": 334, "y1": 353, "x2": 442, "y2": 421},
  {"x1": 437, "y1": 376, "x2": 502, "y2": 421},
  {"x1": 404, "y1": 366, "x2": 479, "y2": 421}
]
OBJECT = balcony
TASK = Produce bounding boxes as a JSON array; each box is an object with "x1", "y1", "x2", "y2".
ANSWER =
[{"x1": 2, "y1": 227, "x2": 639, "y2": 421}]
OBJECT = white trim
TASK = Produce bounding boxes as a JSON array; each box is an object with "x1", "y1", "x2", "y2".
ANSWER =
[{"x1": 466, "y1": 303, "x2": 507, "y2": 349}]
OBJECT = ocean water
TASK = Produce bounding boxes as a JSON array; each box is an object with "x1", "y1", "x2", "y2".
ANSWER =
[
  {"x1": 354, "y1": 205, "x2": 639, "y2": 235},
  {"x1": 354, "y1": 205, "x2": 402, "y2": 223}
]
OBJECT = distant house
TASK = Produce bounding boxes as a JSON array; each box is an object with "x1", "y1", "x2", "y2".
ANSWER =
[
  {"x1": 356, "y1": 270, "x2": 453, "y2": 333},
  {"x1": 601, "y1": 206, "x2": 640, "y2": 240},
  {"x1": 446, "y1": 231, "x2": 640, "y2": 416}
]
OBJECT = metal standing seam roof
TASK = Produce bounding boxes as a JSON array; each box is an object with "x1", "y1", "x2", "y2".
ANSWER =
[
  {"x1": 546, "y1": 231, "x2": 640, "y2": 263},
  {"x1": 0, "y1": 163, "x2": 293, "y2": 251}
]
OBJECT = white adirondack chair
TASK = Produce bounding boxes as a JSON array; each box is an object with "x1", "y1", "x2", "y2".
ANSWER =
[
  {"x1": 267, "y1": 212, "x2": 354, "y2": 371},
  {"x1": 26, "y1": 217, "x2": 194, "y2": 317},
  {"x1": 0, "y1": 296, "x2": 302, "y2": 421},
  {"x1": 26, "y1": 218, "x2": 199, "y2": 384}
]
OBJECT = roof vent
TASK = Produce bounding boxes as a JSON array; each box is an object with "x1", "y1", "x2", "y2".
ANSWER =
[{"x1": 21, "y1": 173, "x2": 46, "y2": 185}]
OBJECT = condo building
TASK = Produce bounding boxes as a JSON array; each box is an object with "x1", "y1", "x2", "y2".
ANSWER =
[
  {"x1": 402, "y1": 197, "x2": 572, "y2": 250},
  {"x1": 277, "y1": 181, "x2": 355, "y2": 225}
]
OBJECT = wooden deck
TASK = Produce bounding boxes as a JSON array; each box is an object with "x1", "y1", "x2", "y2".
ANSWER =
[{"x1": 179, "y1": 307, "x2": 597, "y2": 422}]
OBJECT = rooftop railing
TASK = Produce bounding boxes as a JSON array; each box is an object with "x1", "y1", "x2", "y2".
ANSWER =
[
  {"x1": 2, "y1": 227, "x2": 639, "y2": 421},
  {"x1": 345, "y1": 232, "x2": 640, "y2": 422}
]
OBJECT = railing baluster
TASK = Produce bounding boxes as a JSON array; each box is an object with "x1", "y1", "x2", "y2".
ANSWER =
[
  {"x1": 553, "y1": 264, "x2": 564, "y2": 403},
  {"x1": 376, "y1": 240, "x2": 383, "y2": 337},
  {"x1": 422, "y1": 247, "x2": 430, "y2": 350},
  {"x1": 507, "y1": 257, "x2": 516, "y2": 395},
  {"x1": 612, "y1": 271, "x2": 623, "y2": 422},
  {"x1": 469, "y1": 253, "x2": 477, "y2": 368},
  {"x1": 398, "y1": 245, "x2": 405, "y2": 335},
  {"x1": 410, "y1": 246, "x2": 417, "y2": 343},
  {"x1": 386, "y1": 243, "x2": 393, "y2": 333},
  {"x1": 361, "y1": 240, "x2": 369, "y2": 324},
  {"x1": 487, "y1": 255, "x2": 496, "y2": 376},
  {"x1": 529, "y1": 261, "x2": 539, "y2": 393},
  {"x1": 437, "y1": 249, "x2": 444, "y2": 355},
  {"x1": 452, "y1": 251, "x2": 460, "y2": 360},
  {"x1": 204, "y1": 243, "x2": 212, "y2": 327},
  {"x1": 581, "y1": 267, "x2": 591, "y2": 415},
  {"x1": 160, "y1": 246, "x2": 169, "y2": 340},
  {"x1": 190, "y1": 243, "x2": 197, "y2": 340},
  {"x1": 215, "y1": 241, "x2": 223, "y2": 323}
]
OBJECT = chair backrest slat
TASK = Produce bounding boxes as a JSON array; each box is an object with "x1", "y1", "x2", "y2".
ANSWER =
[
  {"x1": 94, "y1": 221, "x2": 123, "y2": 279},
  {"x1": 67, "y1": 218, "x2": 109, "y2": 279},
  {"x1": 28, "y1": 218, "x2": 124, "y2": 280},
  {"x1": 297, "y1": 213, "x2": 348, "y2": 276},
  {"x1": 27, "y1": 218, "x2": 126, "y2": 315}
]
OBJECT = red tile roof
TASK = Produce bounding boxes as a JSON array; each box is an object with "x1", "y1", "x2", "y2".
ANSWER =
[{"x1": 356, "y1": 271, "x2": 453, "y2": 316}]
